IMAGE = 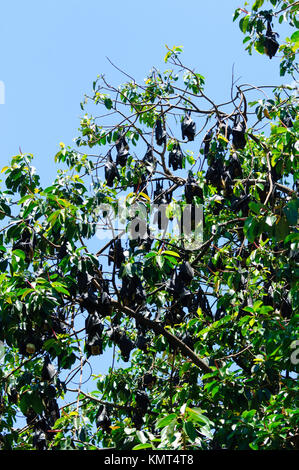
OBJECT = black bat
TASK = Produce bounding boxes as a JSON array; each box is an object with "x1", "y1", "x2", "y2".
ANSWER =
[
  {"x1": 45, "y1": 398, "x2": 60, "y2": 427},
  {"x1": 206, "y1": 157, "x2": 226, "y2": 190},
  {"x1": 135, "y1": 334, "x2": 148, "y2": 353},
  {"x1": 80, "y1": 288, "x2": 99, "y2": 314},
  {"x1": 108, "y1": 239, "x2": 125, "y2": 269},
  {"x1": 142, "y1": 145, "x2": 156, "y2": 173},
  {"x1": 168, "y1": 142, "x2": 183, "y2": 170},
  {"x1": 185, "y1": 171, "x2": 203, "y2": 203},
  {"x1": 105, "y1": 150, "x2": 120, "y2": 187},
  {"x1": 116, "y1": 135, "x2": 129, "y2": 167},
  {"x1": 41, "y1": 356, "x2": 57, "y2": 382},
  {"x1": 178, "y1": 261, "x2": 194, "y2": 284},
  {"x1": 118, "y1": 332, "x2": 134, "y2": 362},
  {"x1": 12, "y1": 227, "x2": 36, "y2": 263},
  {"x1": 155, "y1": 118, "x2": 166, "y2": 146},
  {"x1": 33, "y1": 428, "x2": 47, "y2": 451},
  {"x1": 86, "y1": 332, "x2": 103, "y2": 356},
  {"x1": 232, "y1": 115, "x2": 246, "y2": 150},
  {"x1": 96, "y1": 405, "x2": 111, "y2": 433},
  {"x1": 264, "y1": 21, "x2": 279, "y2": 59},
  {"x1": 202, "y1": 129, "x2": 213, "y2": 157},
  {"x1": 227, "y1": 152, "x2": 242, "y2": 179},
  {"x1": 135, "y1": 389, "x2": 150, "y2": 413},
  {"x1": 85, "y1": 312, "x2": 104, "y2": 336},
  {"x1": 181, "y1": 111, "x2": 196, "y2": 141},
  {"x1": 142, "y1": 372, "x2": 156, "y2": 389}
]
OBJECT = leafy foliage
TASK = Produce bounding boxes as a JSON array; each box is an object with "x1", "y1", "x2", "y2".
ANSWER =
[{"x1": 0, "y1": 0, "x2": 298, "y2": 451}]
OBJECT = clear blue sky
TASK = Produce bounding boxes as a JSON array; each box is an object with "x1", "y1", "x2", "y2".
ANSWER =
[
  {"x1": 0, "y1": 0, "x2": 290, "y2": 185},
  {"x1": 0, "y1": 0, "x2": 293, "y2": 416}
]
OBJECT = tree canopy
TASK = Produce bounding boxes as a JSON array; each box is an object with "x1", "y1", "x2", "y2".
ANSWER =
[{"x1": 0, "y1": 0, "x2": 298, "y2": 451}]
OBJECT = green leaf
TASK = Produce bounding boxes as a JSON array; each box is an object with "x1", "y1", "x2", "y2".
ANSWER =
[
  {"x1": 132, "y1": 443, "x2": 152, "y2": 450},
  {"x1": 183, "y1": 421, "x2": 197, "y2": 442},
  {"x1": 156, "y1": 414, "x2": 177, "y2": 428},
  {"x1": 186, "y1": 407, "x2": 211, "y2": 426}
]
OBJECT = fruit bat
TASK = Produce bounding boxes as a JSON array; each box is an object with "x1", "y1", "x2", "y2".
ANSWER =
[
  {"x1": 181, "y1": 111, "x2": 196, "y2": 141},
  {"x1": 86, "y1": 332, "x2": 103, "y2": 356},
  {"x1": 45, "y1": 398, "x2": 60, "y2": 427},
  {"x1": 118, "y1": 332, "x2": 134, "y2": 362},
  {"x1": 168, "y1": 142, "x2": 183, "y2": 170},
  {"x1": 264, "y1": 21, "x2": 279, "y2": 59},
  {"x1": 85, "y1": 312, "x2": 104, "y2": 336},
  {"x1": 41, "y1": 356, "x2": 57, "y2": 382},
  {"x1": 96, "y1": 405, "x2": 111, "y2": 433},
  {"x1": 155, "y1": 118, "x2": 166, "y2": 146},
  {"x1": 202, "y1": 129, "x2": 213, "y2": 157},
  {"x1": 108, "y1": 239, "x2": 125, "y2": 269},
  {"x1": 178, "y1": 261, "x2": 194, "y2": 284},
  {"x1": 131, "y1": 409, "x2": 144, "y2": 429},
  {"x1": 116, "y1": 135, "x2": 129, "y2": 167},
  {"x1": 142, "y1": 145, "x2": 156, "y2": 173},
  {"x1": 33, "y1": 428, "x2": 47, "y2": 451},
  {"x1": 98, "y1": 290, "x2": 112, "y2": 316},
  {"x1": 12, "y1": 227, "x2": 36, "y2": 264},
  {"x1": 135, "y1": 389, "x2": 150, "y2": 413},
  {"x1": 120, "y1": 275, "x2": 146, "y2": 308},
  {"x1": 135, "y1": 334, "x2": 148, "y2": 352},
  {"x1": 185, "y1": 171, "x2": 203, "y2": 203},
  {"x1": 232, "y1": 115, "x2": 246, "y2": 150},
  {"x1": 206, "y1": 157, "x2": 226, "y2": 190},
  {"x1": 80, "y1": 288, "x2": 99, "y2": 314},
  {"x1": 105, "y1": 150, "x2": 120, "y2": 187},
  {"x1": 227, "y1": 152, "x2": 242, "y2": 179},
  {"x1": 142, "y1": 372, "x2": 156, "y2": 390},
  {"x1": 280, "y1": 112, "x2": 293, "y2": 128}
]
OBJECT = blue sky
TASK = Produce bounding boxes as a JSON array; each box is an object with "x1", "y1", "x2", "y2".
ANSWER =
[
  {"x1": 0, "y1": 0, "x2": 294, "y2": 419},
  {"x1": 0, "y1": 0, "x2": 290, "y2": 186}
]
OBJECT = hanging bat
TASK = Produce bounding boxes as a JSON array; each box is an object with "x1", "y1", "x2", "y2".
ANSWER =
[
  {"x1": 206, "y1": 157, "x2": 226, "y2": 190},
  {"x1": 185, "y1": 171, "x2": 203, "y2": 203},
  {"x1": 232, "y1": 115, "x2": 246, "y2": 150},
  {"x1": 202, "y1": 129, "x2": 213, "y2": 157},
  {"x1": 12, "y1": 227, "x2": 36, "y2": 263},
  {"x1": 33, "y1": 428, "x2": 47, "y2": 451},
  {"x1": 80, "y1": 288, "x2": 99, "y2": 314},
  {"x1": 135, "y1": 334, "x2": 148, "y2": 352},
  {"x1": 142, "y1": 372, "x2": 156, "y2": 390},
  {"x1": 227, "y1": 152, "x2": 242, "y2": 179},
  {"x1": 85, "y1": 312, "x2": 104, "y2": 336},
  {"x1": 118, "y1": 332, "x2": 134, "y2": 362},
  {"x1": 86, "y1": 332, "x2": 103, "y2": 356},
  {"x1": 181, "y1": 111, "x2": 196, "y2": 141},
  {"x1": 45, "y1": 398, "x2": 60, "y2": 427},
  {"x1": 155, "y1": 118, "x2": 166, "y2": 146},
  {"x1": 105, "y1": 150, "x2": 120, "y2": 187},
  {"x1": 168, "y1": 142, "x2": 183, "y2": 170},
  {"x1": 135, "y1": 389, "x2": 150, "y2": 413},
  {"x1": 116, "y1": 135, "x2": 129, "y2": 167},
  {"x1": 142, "y1": 145, "x2": 156, "y2": 173},
  {"x1": 178, "y1": 261, "x2": 194, "y2": 284},
  {"x1": 41, "y1": 356, "x2": 57, "y2": 381},
  {"x1": 264, "y1": 21, "x2": 279, "y2": 59},
  {"x1": 96, "y1": 405, "x2": 111, "y2": 433},
  {"x1": 108, "y1": 239, "x2": 125, "y2": 269}
]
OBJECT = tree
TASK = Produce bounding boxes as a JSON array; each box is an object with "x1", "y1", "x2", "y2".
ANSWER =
[{"x1": 0, "y1": 0, "x2": 298, "y2": 451}]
